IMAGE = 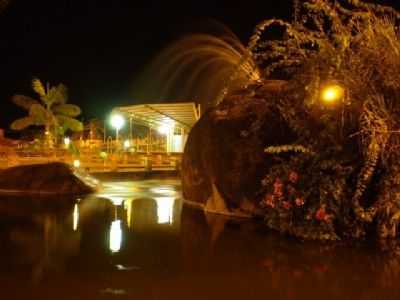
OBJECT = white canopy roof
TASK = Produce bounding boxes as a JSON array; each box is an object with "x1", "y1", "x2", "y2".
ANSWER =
[{"x1": 114, "y1": 102, "x2": 201, "y2": 129}]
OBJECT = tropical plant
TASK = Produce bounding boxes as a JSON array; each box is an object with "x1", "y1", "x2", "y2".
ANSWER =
[
  {"x1": 10, "y1": 78, "x2": 83, "y2": 146},
  {"x1": 216, "y1": 0, "x2": 400, "y2": 240}
]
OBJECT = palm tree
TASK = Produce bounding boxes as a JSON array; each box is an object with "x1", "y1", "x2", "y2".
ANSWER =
[{"x1": 10, "y1": 78, "x2": 83, "y2": 147}]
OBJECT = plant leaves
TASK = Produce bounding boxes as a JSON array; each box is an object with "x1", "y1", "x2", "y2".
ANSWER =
[
  {"x1": 53, "y1": 104, "x2": 81, "y2": 117},
  {"x1": 32, "y1": 78, "x2": 46, "y2": 98},
  {"x1": 10, "y1": 117, "x2": 34, "y2": 130},
  {"x1": 11, "y1": 95, "x2": 39, "y2": 110},
  {"x1": 29, "y1": 103, "x2": 48, "y2": 124},
  {"x1": 56, "y1": 115, "x2": 83, "y2": 132}
]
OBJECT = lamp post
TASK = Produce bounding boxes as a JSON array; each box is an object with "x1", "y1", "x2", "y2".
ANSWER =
[
  {"x1": 110, "y1": 114, "x2": 125, "y2": 147},
  {"x1": 320, "y1": 84, "x2": 345, "y2": 104},
  {"x1": 64, "y1": 137, "x2": 71, "y2": 149},
  {"x1": 158, "y1": 121, "x2": 174, "y2": 153}
]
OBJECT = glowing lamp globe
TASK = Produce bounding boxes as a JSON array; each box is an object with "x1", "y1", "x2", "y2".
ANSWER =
[
  {"x1": 321, "y1": 85, "x2": 345, "y2": 104},
  {"x1": 73, "y1": 159, "x2": 80, "y2": 168},
  {"x1": 123, "y1": 140, "x2": 130, "y2": 149},
  {"x1": 158, "y1": 124, "x2": 170, "y2": 135},
  {"x1": 110, "y1": 114, "x2": 125, "y2": 130},
  {"x1": 64, "y1": 137, "x2": 71, "y2": 146}
]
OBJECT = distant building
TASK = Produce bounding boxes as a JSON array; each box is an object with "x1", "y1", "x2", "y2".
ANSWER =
[{"x1": 112, "y1": 102, "x2": 201, "y2": 153}]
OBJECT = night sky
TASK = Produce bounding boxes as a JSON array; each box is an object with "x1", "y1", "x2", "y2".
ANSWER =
[{"x1": 0, "y1": 0, "x2": 399, "y2": 132}]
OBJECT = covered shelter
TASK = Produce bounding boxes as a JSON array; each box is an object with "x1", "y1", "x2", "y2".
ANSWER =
[{"x1": 112, "y1": 102, "x2": 201, "y2": 153}]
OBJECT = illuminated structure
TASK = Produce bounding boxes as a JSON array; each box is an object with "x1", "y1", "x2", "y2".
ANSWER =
[{"x1": 112, "y1": 102, "x2": 200, "y2": 153}]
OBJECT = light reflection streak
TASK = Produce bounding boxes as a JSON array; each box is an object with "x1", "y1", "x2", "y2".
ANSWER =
[
  {"x1": 155, "y1": 197, "x2": 175, "y2": 224},
  {"x1": 109, "y1": 220, "x2": 122, "y2": 253},
  {"x1": 150, "y1": 187, "x2": 176, "y2": 196},
  {"x1": 106, "y1": 196, "x2": 124, "y2": 206},
  {"x1": 73, "y1": 203, "x2": 79, "y2": 231},
  {"x1": 124, "y1": 199, "x2": 133, "y2": 229}
]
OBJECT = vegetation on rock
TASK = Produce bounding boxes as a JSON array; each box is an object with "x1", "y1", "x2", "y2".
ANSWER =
[
  {"x1": 238, "y1": 0, "x2": 400, "y2": 240},
  {"x1": 183, "y1": 0, "x2": 400, "y2": 241}
]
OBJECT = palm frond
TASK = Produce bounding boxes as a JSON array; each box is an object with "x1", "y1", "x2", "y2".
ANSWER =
[
  {"x1": 11, "y1": 95, "x2": 39, "y2": 110},
  {"x1": 54, "y1": 83, "x2": 68, "y2": 104},
  {"x1": 10, "y1": 117, "x2": 34, "y2": 130},
  {"x1": 29, "y1": 103, "x2": 48, "y2": 125},
  {"x1": 32, "y1": 78, "x2": 47, "y2": 98},
  {"x1": 56, "y1": 115, "x2": 83, "y2": 132},
  {"x1": 52, "y1": 104, "x2": 81, "y2": 117}
]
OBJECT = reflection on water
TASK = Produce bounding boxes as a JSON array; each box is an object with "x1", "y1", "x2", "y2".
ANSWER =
[
  {"x1": 1, "y1": 178, "x2": 400, "y2": 299},
  {"x1": 109, "y1": 220, "x2": 122, "y2": 253},
  {"x1": 155, "y1": 197, "x2": 175, "y2": 224},
  {"x1": 72, "y1": 203, "x2": 79, "y2": 231}
]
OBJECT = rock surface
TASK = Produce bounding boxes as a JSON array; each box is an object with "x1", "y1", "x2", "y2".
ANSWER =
[
  {"x1": 182, "y1": 81, "x2": 293, "y2": 215},
  {"x1": 0, "y1": 162, "x2": 97, "y2": 195}
]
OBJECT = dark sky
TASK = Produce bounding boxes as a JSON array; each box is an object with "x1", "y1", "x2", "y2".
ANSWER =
[{"x1": 0, "y1": 0, "x2": 399, "y2": 131}]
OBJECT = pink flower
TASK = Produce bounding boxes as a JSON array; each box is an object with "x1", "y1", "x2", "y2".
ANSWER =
[
  {"x1": 315, "y1": 207, "x2": 330, "y2": 222},
  {"x1": 295, "y1": 197, "x2": 305, "y2": 207},
  {"x1": 282, "y1": 201, "x2": 292, "y2": 210},
  {"x1": 273, "y1": 178, "x2": 283, "y2": 196},
  {"x1": 289, "y1": 171, "x2": 299, "y2": 184},
  {"x1": 273, "y1": 178, "x2": 282, "y2": 189},
  {"x1": 261, "y1": 177, "x2": 268, "y2": 187},
  {"x1": 287, "y1": 185, "x2": 296, "y2": 195},
  {"x1": 264, "y1": 194, "x2": 275, "y2": 208},
  {"x1": 274, "y1": 189, "x2": 283, "y2": 197}
]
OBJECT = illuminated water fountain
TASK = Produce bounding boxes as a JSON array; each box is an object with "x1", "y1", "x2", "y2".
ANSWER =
[{"x1": 135, "y1": 25, "x2": 260, "y2": 110}]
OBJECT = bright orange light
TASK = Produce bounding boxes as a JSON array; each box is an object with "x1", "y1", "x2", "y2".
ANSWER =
[
  {"x1": 321, "y1": 85, "x2": 345, "y2": 104},
  {"x1": 73, "y1": 159, "x2": 80, "y2": 168}
]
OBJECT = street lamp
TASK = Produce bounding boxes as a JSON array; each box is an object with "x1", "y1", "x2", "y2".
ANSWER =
[
  {"x1": 320, "y1": 84, "x2": 345, "y2": 104},
  {"x1": 73, "y1": 159, "x2": 80, "y2": 168},
  {"x1": 123, "y1": 139, "x2": 130, "y2": 149},
  {"x1": 64, "y1": 137, "x2": 71, "y2": 148},
  {"x1": 110, "y1": 114, "x2": 125, "y2": 142}
]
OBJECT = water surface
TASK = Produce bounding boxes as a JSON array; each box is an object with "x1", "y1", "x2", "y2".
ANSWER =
[{"x1": 0, "y1": 178, "x2": 399, "y2": 300}]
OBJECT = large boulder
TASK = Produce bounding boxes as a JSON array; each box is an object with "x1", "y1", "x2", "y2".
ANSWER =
[
  {"x1": 0, "y1": 162, "x2": 98, "y2": 195},
  {"x1": 182, "y1": 81, "x2": 294, "y2": 215}
]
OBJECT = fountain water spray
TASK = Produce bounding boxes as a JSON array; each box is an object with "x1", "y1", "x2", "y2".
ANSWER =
[{"x1": 134, "y1": 24, "x2": 260, "y2": 110}]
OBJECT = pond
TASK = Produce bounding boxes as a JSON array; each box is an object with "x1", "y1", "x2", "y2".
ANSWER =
[{"x1": 0, "y1": 177, "x2": 399, "y2": 300}]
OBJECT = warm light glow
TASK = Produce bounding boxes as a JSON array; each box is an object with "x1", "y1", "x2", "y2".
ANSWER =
[
  {"x1": 73, "y1": 203, "x2": 79, "y2": 231},
  {"x1": 158, "y1": 124, "x2": 171, "y2": 135},
  {"x1": 109, "y1": 196, "x2": 124, "y2": 206},
  {"x1": 64, "y1": 137, "x2": 71, "y2": 146},
  {"x1": 123, "y1": 140, "x2": 130, "y2": 149},
  {"x1": 124, "y1": 199, "x2": 132, "y2": 229},
  {"x1": 109, "y1": 220, "x2": 122, "y2": 253},
  {"x1": 110, "y1": 114, "x2": 125, "y2": 130},
  {"x1": 73, "y1": 159, "x2": 80, "y2": 168},
  {"x1": 173, "y1": 135, "x2": 183, "y2": 152},
  {"x1": 155, "y1": 197, "x2": 175, "y2": 224},
  {"x1": 150, "y1": 186, "x2": 177, "y2": 196},
  {"x1": 321, "y1": 85, "x2": 345, "y2": 104}
]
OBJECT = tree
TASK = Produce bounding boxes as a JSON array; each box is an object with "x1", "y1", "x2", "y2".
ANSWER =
[{"x1": 10, "y1": 78, "x2": 83, "y2": 146}]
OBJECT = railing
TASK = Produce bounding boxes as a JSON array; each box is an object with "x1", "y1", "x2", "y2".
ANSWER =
[{"x1": 0, "y1": 147, "x2": 182, "y2": 173}]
